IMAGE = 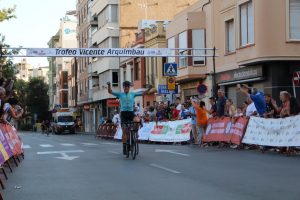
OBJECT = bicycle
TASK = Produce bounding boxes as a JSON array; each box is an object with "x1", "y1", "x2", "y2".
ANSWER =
[{"x1": 121, "y1": 122, "x2": 140, "y2": 160}]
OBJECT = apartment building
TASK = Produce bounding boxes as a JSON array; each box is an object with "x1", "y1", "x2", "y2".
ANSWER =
[
  {"x1": 16, "y1": 58, "x2": 31, "y2": 82},
  {"x1": 48, "y1": 15, "x2": 77, "y2": 109},
  {"x1": 48, "y1": 33, "x2": 60, "y2": 110},
  {"x1": 28, "y1": 66, "x2": 49, "y2": 84},
  {"x1": 166, "y1": 0, "x2": 300, "y2": 106}
]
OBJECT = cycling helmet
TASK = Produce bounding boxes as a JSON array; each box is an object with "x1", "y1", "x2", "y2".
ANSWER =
[{"x1": 122, "y1": 81, "x2": 131, "y2": 87}]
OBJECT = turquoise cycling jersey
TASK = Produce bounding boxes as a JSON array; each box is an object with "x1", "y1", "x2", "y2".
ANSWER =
[{"x1": 111, "y1": 91, "x2": 143, "y2": 111}]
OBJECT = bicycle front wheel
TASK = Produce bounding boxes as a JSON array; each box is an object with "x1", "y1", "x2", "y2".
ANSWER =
[{"x1": 131, "y1": 131, "x2": 137, "y2": 160}]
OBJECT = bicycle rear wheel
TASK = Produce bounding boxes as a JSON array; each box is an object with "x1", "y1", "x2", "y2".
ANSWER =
[{"x1": 131, "y1": 131, "x2": 137, "y2": 160}]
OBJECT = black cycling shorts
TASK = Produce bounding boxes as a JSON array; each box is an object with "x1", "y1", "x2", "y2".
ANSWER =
[{"x1": 120, "y1": 111, "x2": 135, "y2": 124}]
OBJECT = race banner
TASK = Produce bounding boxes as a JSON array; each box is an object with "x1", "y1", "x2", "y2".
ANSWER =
[
  {"x1": 0, "y1": 124, "x2": 23, "y2": 155},
  {"x1": 26, "y1": 48, "x2": 174, "y2": 57},
  {"x1": 149, "y1": 119, "x2": 192, "y2": 142},
  {"x1": 114, "y1": 119, "x2": 192, "y2": 142},
  {"x1": 203, "y1": 117, "x2": 249, "y2": 145},
  {"x1": 242, "y1": 115, "x2": 300, "y2": 147}
]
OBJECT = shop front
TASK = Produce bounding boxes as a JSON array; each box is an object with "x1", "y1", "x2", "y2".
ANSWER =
[{"x1": 216, "y1": 65, "x2": 264, "y2": 107}]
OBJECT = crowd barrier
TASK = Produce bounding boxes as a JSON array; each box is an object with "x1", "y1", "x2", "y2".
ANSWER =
[
  {"x1": 203, "y1": 117, "x2": 249, "y2": 145},
  {"x1": 0, "y1": 123, "x2": 24, "y2": 192},
  {"x1": 96, "y1": 124, "x2": 118, "y2": 139}
]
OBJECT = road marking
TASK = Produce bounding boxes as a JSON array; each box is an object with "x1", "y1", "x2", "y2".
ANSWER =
[
  {"x1": 150, "y1": 164, "x2": 181, "y2": 174},
  {"x1": 81, "y1": 143, "x2": 98, "y2": 146},
  {"x1": 60, "y1": 143, "x2": 75, "y2": 147},
  {"x1": 37, "y1": 150, "x2": 84, "y2": 155},
  {"x1": 22, "y1": 145, "x2": 31, "y2": 149},
  {"x1": 40, "y1": 144, "x2": 54, "y2": 148},
  {"x1": 155, "y1": 149, "x2": 190, "y2": 157},
  {"x1": 108, "y1": 151, "x2": 120, "y2": 155},
  {"x1": 102, "y1": 142, "x2": 119, "y2": 145},
  {"x1": 56, "y1": 153, "x2": 79, "y2": 160}
]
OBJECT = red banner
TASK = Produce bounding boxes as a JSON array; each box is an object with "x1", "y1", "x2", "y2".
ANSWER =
[
  {"x1": 107, "y1": 99, "x2": 120, "y2": 107},
  {"x1": 203, "y1": 117, "x2": 248, "y2": 145}
]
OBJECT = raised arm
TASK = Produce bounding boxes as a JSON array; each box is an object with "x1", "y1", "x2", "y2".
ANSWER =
[{"x1": 142, "y1": 85, "x2": 153, "y2": 96}]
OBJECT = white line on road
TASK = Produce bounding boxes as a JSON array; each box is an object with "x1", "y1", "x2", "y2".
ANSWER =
[
  {"x1": 155, "y1": 149, "x2": 190, "y2": 157},
  {"x1": 60, "y1": 143, "x2": 75, "y2": 147},
  {"x1": 150, "y1": 164, "x2": 181, "y2": 174},
  {"x1": 22, "y1": 145, "x2": 31, "y2": 149},
  {"x1": 81, "y1": 143, "x2": 98, "y2": 146},
  {"x1": 108, "y1": 151, "x2": 121, "y2": 155},
  {"x1": 40, "y1": 144, "x2": 54, "y2": 148},
  {"x1": 37, "y1": 150, "x2": 84, "y2": 155},
  {"x1": 102, "y1": 142, "x2": 119, "y2": 145}
]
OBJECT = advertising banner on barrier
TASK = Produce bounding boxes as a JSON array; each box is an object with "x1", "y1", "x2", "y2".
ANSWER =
[
  {"x1": 0, "y1": 124, "x2": 23, "y2": 155},
  {"x1": 0, "y1": 128, "x2": 13, "y2": 159},
  {"x1": 203, "y1": 117, "x2": 248, "y2": 145},
  {"x1": 149, "y1": 119, "x2": 192, "y2": 142},
  {"x1": 242, "y1": 115, "x2": 300, "y2": 147},
  {"x1": 114, "y1": 119, "x2": 192, "y2": 142}
]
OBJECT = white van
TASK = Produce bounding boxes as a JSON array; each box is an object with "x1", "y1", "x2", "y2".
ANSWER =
[{"x1": 52, "y1": 111, "x2": 75, "y2": 134}]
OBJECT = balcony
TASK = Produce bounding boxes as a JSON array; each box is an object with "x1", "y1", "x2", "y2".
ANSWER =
[{"x1": 176, "y1": 66, "x2": 208, "y2": 83}]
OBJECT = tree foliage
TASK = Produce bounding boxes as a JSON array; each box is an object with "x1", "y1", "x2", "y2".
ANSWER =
[
  {"x1": 0, "y1": 3, "x2": 16, "y2": 22},
  {"x1": 25, "y1": 77, "x2": 50, "y2": 121}
]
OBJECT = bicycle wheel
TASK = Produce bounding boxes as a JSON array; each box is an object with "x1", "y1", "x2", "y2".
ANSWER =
[
  {"x1": 131, "y1": 131, "x2": 137, "y2": 160},
  {"x1": 136, "y1": 138, "x2": 139, "y2": 156}
]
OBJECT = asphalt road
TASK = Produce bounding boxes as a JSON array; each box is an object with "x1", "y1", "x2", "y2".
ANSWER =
[{"x1": 2, "y1": 131, "x2": 300, "y2": 200}]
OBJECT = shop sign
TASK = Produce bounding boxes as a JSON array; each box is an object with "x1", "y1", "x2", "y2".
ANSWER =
[
  {"x1": 167, "y1": 77, "x2": 176, "y2": 90},
  {"x1": 216, "y1": 65, "x2": 263, "y2": 84},
  {"x1": 107, "y1": 99, "x2": 120, "y2": 107}
]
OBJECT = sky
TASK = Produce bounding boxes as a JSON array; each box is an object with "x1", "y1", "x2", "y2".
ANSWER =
[{"x1": 0, "y1": 0, "x2": 76, "y2": 67}]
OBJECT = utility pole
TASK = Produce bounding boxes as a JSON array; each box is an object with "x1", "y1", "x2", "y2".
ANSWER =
[{"x1": 212, "y1": 46, "x2": 217, "y2": 97}]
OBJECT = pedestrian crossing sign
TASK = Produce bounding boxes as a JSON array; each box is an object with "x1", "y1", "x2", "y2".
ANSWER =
[{"x1": 164, "y1": 63, "x2": 177, "y2": 76}]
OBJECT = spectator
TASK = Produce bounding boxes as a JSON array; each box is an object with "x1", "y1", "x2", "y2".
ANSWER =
[
  {"x1": 242, "y1": 101, "x2": 249, "y2": 116},
  {"x1": 175, "y1": 97, "x2": 182, "y2": 111},
  {"x1": 264, "y1": 94, "x2": 275, "y2": 118},
  {"x1": 3, "y1": 97, "x2": 24, "y2": 124},
  {"x1": 225, "y1": 99, "x2": 236, "y2": 117},
  {"x1": 191, "y1": 100, "x2": 208, "y2": 146},
  {"x1": 187, "y1": 101, "x2": 197, "y2": 144},
  {"x1": 216, "y1": 89, "x2": 227, "y2": 117},
  {"x1": 180, "y1": 104, "x2": 189, "y2": 119},
  {"x1": 112, "y1": 111, "x2": 120, "y2": 124},
  {"x1": 235, "y1": 107, "x2": 243, "y2": 117},
  {"x1": 170, "y1": 103, "x2": 180, "y2": 120},
  {"x1": 272, "y1": 91, "x2": 290, "y2": 117},
  {"x1": 156, "y1": 104, "x2": 166, "y2": 121},
  {"x1": 245, "y1": 98, "x2": 257, "y2": 117},
  {"x1": 207, "y1": 97, "x2": 217, "y2": 117},
  {"x1": 238, "y1": 84, "x2": 266, "y2": 117},
  {"x1": 148, "y1": 106, "x2": 156, "y2": 122}
]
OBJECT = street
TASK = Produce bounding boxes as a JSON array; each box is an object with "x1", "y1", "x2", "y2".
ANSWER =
[{"x1": 2, "y1": 132, "x2": 300, "y2": 200}]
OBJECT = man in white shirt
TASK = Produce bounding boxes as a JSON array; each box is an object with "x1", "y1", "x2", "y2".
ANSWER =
[
  {"x1": 112, "y1": 111, "x2": 120, "y2": 125},
  {"x1": 246, "y1": 98, "x2": 258, "y2": 117}
]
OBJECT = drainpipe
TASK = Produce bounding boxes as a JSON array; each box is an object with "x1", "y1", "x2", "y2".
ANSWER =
[{"x1": 202, "y1": 0, "x2": 211, "y2": 11}]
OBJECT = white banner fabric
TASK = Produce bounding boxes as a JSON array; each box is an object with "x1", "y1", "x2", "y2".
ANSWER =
[
  {"x1": 242, "y1": 115, "x2": 300, "y2": 147},
  {"x1": 26, "y1": 48, "x2": 173, "y2": 57},
  {"x1": 113, "y1": 119, "x2": 192, "y2": 142}
]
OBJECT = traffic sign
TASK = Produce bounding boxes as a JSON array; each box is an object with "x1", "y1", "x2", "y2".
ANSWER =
[
  {"x1": 164, "y1": 63, "x2": 177, "y2": 76},
  {"x1": 158, "y1": 85, "x2": 178, "y2": 94},
  {"x1": 293, "y1": 72, "x2": 300, "y2": 85},
  {"x1": 167, "y1": 77, "x2": 176, "y2": 90},
  {"x1": 197, "y1": 84, "x2": 208, "y2": 95}
]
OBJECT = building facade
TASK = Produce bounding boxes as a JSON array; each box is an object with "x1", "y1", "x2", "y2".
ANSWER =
[
  {"x1": 166, "y1": 0, "x2": 300, "y2": 106},
  {"x1": 16, "y1": 58, "x2": 31, "y2": 82}
]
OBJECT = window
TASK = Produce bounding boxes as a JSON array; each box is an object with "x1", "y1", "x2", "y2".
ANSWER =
[
  {"x1": 134, "y1": 60, "x2": 139, "y2": 80},
  {"x1": 167, "y1": 37, "x2": 175, "y2": 63},
  {"x1": 123, "y1": 70, "x2": 126, "y2": 82},
  {"x1": 225, "y1": 20, "x2": 235, "y2": 53},
  {"x1": 98, "y1": 5, "x2": 118, "y2": 28},
  {"x1": 112, "y1": 71, "x2": 119, "y2": 87},
  {"x1": 131, "y1": 67, "x2": 134, "y2": 83},
  {"x1": 240, "y1": 1, "x2": 254, "y2": 46},
  {"x1": 192, "y1": 29, "x2": 206, "y2": 65},
  {"x1": 290, "y1": 0, "x2": 300, "y2": 40},
  {"x1": 110, "y1": 5, "x2": 118, "y2": 23},
  {"x1": 179, "y1": 31, "x2": 188, "y2": 67}
]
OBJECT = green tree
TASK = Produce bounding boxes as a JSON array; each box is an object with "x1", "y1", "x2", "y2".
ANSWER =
[
  {"x1": 0, "y1": 3, "x2": 16, "y2": 22},
  {"x1": 26, "y1": 77, "x2": 50, "y2": 122},
  {"x1": 13, "y1": 79, "x2": 27, "y2": 107}
]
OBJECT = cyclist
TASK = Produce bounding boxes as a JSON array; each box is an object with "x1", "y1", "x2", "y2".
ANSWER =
[{"x1": 107, "y1": 81, "x2": 152, "y2": 154}]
